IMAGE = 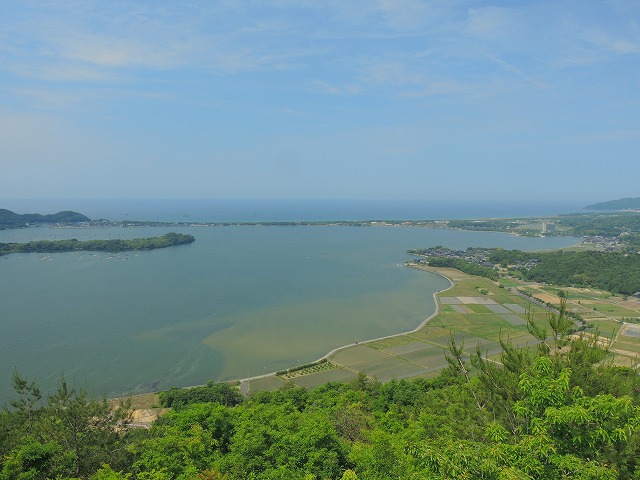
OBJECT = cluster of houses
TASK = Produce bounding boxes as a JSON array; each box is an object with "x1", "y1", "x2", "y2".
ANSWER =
[
  {"x1": 580, "y1": 236, "x2": 622, "y2": 251},
  {"x1": 410, "y1": 247, "x2": 496, "y2": 268},
  {"x1": 410, "y1": 246, "x2": 546, "y2": 272}
]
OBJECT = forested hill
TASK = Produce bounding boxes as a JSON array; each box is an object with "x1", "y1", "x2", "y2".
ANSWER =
[
  {"x1": 489, "y1": 249, "x2": 640, "y2": 295},
  {"x1": 0, "y1": 232, "x2": 195, "y2": 256},
  {"x1": 585, "y1": 197, "x2": 640, "y2": 211},
  {"x1": 0, "y1": 208, "x2": 90, "y2": 228}
]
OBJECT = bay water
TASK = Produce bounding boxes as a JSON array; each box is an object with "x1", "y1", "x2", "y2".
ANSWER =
[{"x1": 0, "y1": 201, "x2": 582, "y2": 402}]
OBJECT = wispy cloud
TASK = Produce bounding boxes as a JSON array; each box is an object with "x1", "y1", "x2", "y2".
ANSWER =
[
  {"x1": 483, "y1": 53, "x2": 547, "y2": 89},
  {"x1": 59, "y1": 33, "x2": 188, "y2": 69},
  {"x1": 0, "y1": 1, "x2": 315, "y2": 84},
  {"x1": 312, "y1": 80, "x2": 362, "y2": 96},
  {"x1": 11, "y1": 88, "x2": 91, "y2": 110},
  {"x1": 374, "y1": 0, "x2": 440, "y2": 30},
  {"x1": 9, "y1": 64, "x2": 122, "y2": 83},
  {"x1": 400, "y1": 79, "x2": 476, "y2": 98},
  {"x1": 352, "y1": 53, "x2": 515, "y2": 99},
  {"x1": 582, "y1": 29, "x2": 640, "y2": 55},
  {"x1": 10, "y1": 87, "x2": 174, "y2": 112},
  {"x1": 467, "y1": 6, "x2": 521, "y2": 39}
]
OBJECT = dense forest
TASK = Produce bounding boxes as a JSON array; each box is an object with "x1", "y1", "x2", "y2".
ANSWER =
[
  {"x1": 0, "y1": 232, "x2": 195, "y2": 256},
  {"x1": 489, "y1": 249, "x2": 640, "y2": 295},
  {"x1": 2, "y1": 305, "x2": 639, "y2": 480},
  {"x1": 0, "y1": 209, "x2": 90, "y2": 229}
]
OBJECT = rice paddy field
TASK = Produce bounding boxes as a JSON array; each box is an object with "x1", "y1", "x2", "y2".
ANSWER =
[{"x1": 514, "y1": 282, "x2": 640, "y2": 363}]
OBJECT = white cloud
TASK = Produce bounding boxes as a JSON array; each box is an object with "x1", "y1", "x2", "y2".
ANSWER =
[{"x1": 60, "y1": 34, "x2": 187, "y2": 69}]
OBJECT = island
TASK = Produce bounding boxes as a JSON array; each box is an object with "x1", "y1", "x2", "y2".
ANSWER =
[{"x1": 0, "y1": 232, "x2": 195, "y2": 256}]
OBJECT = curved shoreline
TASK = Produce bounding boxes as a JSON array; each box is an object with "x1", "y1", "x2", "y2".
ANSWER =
[{"x1": 236, "y1": 266, "x2": 455, "y2": 389}]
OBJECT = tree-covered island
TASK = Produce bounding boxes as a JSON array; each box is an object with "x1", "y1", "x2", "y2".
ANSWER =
[{"x1": 0, "y1": 232, "x2": 195, "y2": 257}]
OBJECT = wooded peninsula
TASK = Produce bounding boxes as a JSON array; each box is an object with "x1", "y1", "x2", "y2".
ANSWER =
[{"x1": 0, "y1": 232, "x2": 195, "y2": 256}]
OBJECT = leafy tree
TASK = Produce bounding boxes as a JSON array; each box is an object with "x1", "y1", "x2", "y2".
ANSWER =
[
  {"x1": 159, "y1": 383, "x2": 243, "y2": 410},
  {"x1": 0, "y1": 438, "x2": 76, "y2": 480},
  {"x1": 349, "y1": 429, "x2": 412, "y2": 480},
  {"x1": 1, "y1": 374, "x2": 132, "y2": 479}
]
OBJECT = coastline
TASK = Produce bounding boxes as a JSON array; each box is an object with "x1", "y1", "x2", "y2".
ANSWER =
[
  {"x1": 117, "y1": 266, "x2": 456, "y2": 403},
  {"x1": 236, "y1": 266, "x2": 455, "y2": 392}
]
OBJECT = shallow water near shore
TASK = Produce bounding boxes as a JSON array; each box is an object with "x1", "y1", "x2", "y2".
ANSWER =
[{"x1": 0, "y1": 221, "x2": 579, "y2": 402}]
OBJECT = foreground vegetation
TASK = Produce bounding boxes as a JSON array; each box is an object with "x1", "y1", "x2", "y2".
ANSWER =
[
  {"x1": 2, "y1": 297, "x2": 639, "y2": 480},
  {"x1": 0, "y1": 232, "x2": 195, "y2": 256}
]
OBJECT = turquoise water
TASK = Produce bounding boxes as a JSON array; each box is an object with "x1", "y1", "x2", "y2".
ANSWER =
[{"x1": 0, "y1": 224, "x2": 579, "y2": 402}]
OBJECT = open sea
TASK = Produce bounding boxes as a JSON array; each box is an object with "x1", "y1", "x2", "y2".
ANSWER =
[{"x1": 0, "y1": 199, "x2": 584, "y2": 402}]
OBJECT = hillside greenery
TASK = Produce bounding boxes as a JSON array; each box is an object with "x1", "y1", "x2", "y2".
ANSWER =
[
  {"x1": 585, "y1": 197, "x2": 640, "y2": 211},
  {"x1": 623, "y1": 233, "x2": 640, "y2": 248},
  {"x1": 159, "y1": 383, "x2": 244, "y2": 410},
  {"x1": 0, "y1": 209, "x2": 90, "y2": 229},
  {"x1": 0, "y1": 232, "x2": 195, "y2": 256},
  {"x1": 489, "y1": 249, "x2": 640, "y2": 294},
  {"x1": 2, "y1": 302, "x2": 638, "y2": 480}
]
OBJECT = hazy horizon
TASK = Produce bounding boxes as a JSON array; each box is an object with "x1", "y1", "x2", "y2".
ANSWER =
[{"x1": 0, "y1": 197, "x2": 593, "y2": 223}]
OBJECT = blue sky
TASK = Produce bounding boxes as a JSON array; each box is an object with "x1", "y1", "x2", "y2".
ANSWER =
[{"x1": 1, "y1": 0, "x2": 639, "y2": 203}]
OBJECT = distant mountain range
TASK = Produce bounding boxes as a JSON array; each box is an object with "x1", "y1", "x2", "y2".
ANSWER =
[
  {"x1": 0, "y1": 209, "x2": 90, "y2": 228},
  {"x1": 585, "y1": 197, "x2": 640, "y2": 211}
]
